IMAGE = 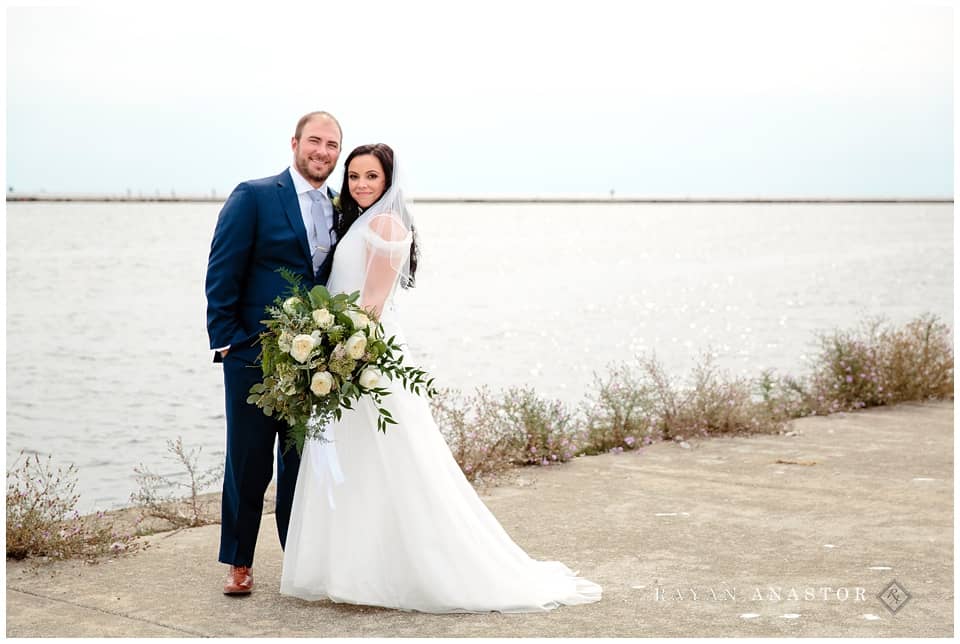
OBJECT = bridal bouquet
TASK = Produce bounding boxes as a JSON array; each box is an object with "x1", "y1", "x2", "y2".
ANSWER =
[{"x1": 247, "y1": 269, "x2": 437, "y2": 455}]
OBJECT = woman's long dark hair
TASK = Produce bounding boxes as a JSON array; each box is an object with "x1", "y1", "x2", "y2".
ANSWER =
[{"x1": 337, "y1": 143, "x2": 419, "y2": 288}]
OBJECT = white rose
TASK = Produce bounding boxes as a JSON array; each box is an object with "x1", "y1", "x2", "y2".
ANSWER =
[
  {"x1": 278, "y1": 331, "x2": 293, "y2": 353},
  {"x1": 283, "y1": 297, "x2": 302, "y2": 315},
  {"x1": 310, "y1": 371, "x2": 334, "y2": 396},
  {"x1": 345, "y1": 310, "x2": 369, "y2": 330},
  {"x1": 359, "y1": 367, "x2": 381, "y2": 389},
  {"x1": 344, "y1": 331, "x2": 367, "y2": 360},
  {"x1": 312, "y1": 308, "x2": 335, "y2": 329},
  {"x1": 290, "y1": 334, "x2": 316, "y2": 363}
]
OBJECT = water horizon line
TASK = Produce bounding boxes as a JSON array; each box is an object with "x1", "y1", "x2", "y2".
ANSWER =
[{"x1": 5, "y1": 192, "x2": 953, "y2": 205}]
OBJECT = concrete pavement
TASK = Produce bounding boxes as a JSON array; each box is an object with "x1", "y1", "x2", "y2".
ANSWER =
[{"x1": 6, "y1": 401, "x2": 953, "y2": 637}]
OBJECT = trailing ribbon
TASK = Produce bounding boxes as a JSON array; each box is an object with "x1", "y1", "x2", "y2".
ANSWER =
[{"x1": 307, "y1": 423, "x2": 345, "y2": 510}]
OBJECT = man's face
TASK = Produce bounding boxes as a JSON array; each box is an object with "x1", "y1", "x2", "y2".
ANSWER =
[{"x1": 292, "y1": 117, "x2": 341, "y2": 187}]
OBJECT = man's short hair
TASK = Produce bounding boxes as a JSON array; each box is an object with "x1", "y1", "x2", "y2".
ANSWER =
[{"x1": 294, "y1": 111, "x2": 342, "y2": 142}]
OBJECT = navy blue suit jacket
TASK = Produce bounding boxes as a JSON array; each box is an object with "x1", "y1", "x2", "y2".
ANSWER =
[{"x1": 205, "y1": 169, "x2": 338, "y2": 362}]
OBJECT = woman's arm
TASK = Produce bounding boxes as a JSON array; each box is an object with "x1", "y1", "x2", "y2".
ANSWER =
[{"x1": 360, "y1": 212, "x2": 412, "y2": 317}]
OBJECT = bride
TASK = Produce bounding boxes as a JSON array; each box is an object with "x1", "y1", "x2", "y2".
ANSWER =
[{"x1": 279, "y1": 143, "x2": 602, "y2": 613}]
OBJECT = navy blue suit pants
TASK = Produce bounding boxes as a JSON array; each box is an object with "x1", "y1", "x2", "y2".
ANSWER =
[{"x1": 219, "y1": 347, "x2": 300, "y2": 567}]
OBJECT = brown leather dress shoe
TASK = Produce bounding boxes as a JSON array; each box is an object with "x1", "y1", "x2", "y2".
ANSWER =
[{"x1": 223, "y1": 565, "x2": 253, "y2": 595}]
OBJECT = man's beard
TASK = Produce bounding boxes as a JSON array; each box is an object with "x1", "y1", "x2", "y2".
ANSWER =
[{"x1": 297, "y1": 155, "x2": 332, "y2": 184}]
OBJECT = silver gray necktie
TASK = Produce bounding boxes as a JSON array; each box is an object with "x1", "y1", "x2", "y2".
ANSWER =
[{"x1": 307, "y1": 190, "x2": 332, "y2": 273}]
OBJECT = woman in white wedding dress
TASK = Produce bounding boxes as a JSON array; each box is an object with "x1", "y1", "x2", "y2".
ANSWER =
[{"x1": 280, "y1": 144, "x2": 601, "y2": 613}]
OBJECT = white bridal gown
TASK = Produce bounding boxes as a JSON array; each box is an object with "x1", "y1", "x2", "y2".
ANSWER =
[{"x1": 280, "y1": 206, "x2": 602, "y2": 613}]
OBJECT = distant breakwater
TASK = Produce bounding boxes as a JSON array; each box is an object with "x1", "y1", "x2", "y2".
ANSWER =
[{"x1": 5, "y1": 194, "x2": 954, "y2": 204}]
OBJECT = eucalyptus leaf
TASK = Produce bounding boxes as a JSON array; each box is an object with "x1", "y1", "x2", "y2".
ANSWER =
[{"x1": 308, "y1": 284, "x2": 331, "y2": 304}]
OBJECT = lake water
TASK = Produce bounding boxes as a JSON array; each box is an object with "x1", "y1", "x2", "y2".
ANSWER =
[{"x1": 6, "y1": 202, "x2": 953, "y2": 511}]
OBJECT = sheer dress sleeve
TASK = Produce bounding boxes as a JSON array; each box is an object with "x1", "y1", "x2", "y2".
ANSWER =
[{"x1": 360, "y1": 211, "x2": 413, "y2": 317}]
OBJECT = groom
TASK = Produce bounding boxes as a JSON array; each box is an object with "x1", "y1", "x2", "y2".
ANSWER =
[{"x1": 205, "y1": 111, "x2": 344, "y2": 595}]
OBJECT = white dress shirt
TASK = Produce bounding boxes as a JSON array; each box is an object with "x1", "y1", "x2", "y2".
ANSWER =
[{"x1": 288, "y1": 164, "x2": 337, "y2": 252}]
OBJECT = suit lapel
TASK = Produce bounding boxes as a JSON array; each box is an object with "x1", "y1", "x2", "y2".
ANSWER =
[{"x1": 276, "y1": 170, "x2": 312, "y2": 265}]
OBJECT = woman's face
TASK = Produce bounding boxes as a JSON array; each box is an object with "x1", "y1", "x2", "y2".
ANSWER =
[{"x1": 347, "y1": 154, "x2": 387, "y2": 208}]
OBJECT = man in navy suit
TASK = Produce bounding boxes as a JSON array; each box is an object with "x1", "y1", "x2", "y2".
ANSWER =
[{"x1": 205, "y1": 111, "x2": 343, "y2": 595}]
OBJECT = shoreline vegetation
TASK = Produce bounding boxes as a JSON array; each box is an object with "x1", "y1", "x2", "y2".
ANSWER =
[
  {"x1": 6, "y1": 313, "x2": 953, "y2": 564},
  {"x1": 5, "y1": 193, "x2": 954, "y2": 204}
]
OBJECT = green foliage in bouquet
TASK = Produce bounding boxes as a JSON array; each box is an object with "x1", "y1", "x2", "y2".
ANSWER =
[{"x1": 247, "y1": 269, "x2": 438, "y2": 455}]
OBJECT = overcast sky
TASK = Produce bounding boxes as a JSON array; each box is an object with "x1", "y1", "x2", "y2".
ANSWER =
[{"x1": 5, "y1": 0, "x2": 954, "y2": 197}]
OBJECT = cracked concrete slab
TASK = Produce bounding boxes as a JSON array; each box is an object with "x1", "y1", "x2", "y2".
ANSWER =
[{"x1": 6, "y1": 401, "x2": 952, "y2": 637}]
